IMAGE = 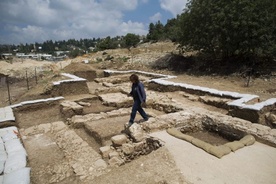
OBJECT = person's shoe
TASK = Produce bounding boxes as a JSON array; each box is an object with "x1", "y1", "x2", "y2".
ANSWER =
[
  {"x1": 124, "y1": 122, "x2": 132, "y2": 129},
  {"x1": 138, "y1": 118, "x2": 148, "y2": 123}
]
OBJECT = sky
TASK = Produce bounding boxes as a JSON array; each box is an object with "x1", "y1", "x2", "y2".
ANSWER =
[{"x1": 0, "y1": 0, "x2": 188, "y2": 45}]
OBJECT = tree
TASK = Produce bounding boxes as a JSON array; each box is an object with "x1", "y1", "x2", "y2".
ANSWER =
[
  {"x1": 147, "y1": 21, "x2": 165, "y2": 41},
  {"x1": 96, "y1": 36, "x2": 118, "y2": 51},
  {"x1": 68, "y1": 48, "x2": 84, "y2": 58},
  {"x1": 123, "y1": 33, "x2": 140, "y2": 49},
  {"x1": 164, "y1": 17, "x2": 182, "y2": 42},
  {"x1": 177, "y1": 0, "x2": 276, "y2": 59}
]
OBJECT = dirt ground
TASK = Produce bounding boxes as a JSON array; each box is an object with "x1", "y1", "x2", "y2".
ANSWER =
[{"x1": 0, "y1": 41, "x2": 275, "y2": 184}]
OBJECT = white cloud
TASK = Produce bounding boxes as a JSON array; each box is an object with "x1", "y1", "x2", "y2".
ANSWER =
[
  {"x1": 100, "y1": 0, "x2": 138, "y2": 11},
  {"x1": 1, "y1": 0, "x2": 60, "y2": 27},
  {"x1": 159, "y1": 0, "x2": 188, "y2": 17},
  {"x1": 5, "y1": 25, "x2": 50, "y2": 44},
  {"x1": 0, "y1": 0, "x2": 146, "y2": 44},
  {"x1": 150, "y1": 13, "x2": 162, "y2": 22},
  {"x1": 118, "y1": 21, "x2": 147, "y2": 36},
  {"x1": 0, "y1": 0, "x2": 188, "y2": 44}
]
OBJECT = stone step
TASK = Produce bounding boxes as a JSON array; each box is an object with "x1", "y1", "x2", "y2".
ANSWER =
[{"x1": 84, "y1": 115, "x2": 130, "y2": 146}]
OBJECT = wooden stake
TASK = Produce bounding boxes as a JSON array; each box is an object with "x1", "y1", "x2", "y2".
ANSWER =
[
  {"x1": 6, "y1": 76, "x2": 11, "y2": 105},
  {"x1": 26, "y1": 70, "x2": 29, "y2": 90},
  {"x1": 35, "y1": 67, "x2": 38, "y2": 84}
]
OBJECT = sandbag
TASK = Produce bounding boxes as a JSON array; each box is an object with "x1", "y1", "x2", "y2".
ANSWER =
[
  {"x1": 208, "y1": 145, "x2": 232, "y2": 159},
  {"x1": 166, "y1": 128, "x2": 194, "y2": 142},
  {"x1": 3, "y1": 167, "x2": 31, "y2": 184},
  {"x1": 240, "y1": 135, "x2": 255, "y2": 146},
  {"x1": 225, "y1": 141, "x2": 245, "y2": 151}
]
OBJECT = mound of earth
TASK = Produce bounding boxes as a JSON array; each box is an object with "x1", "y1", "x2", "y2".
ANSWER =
[{"x1": 63, "y1": 62, "x2": 97, "y2": 73}]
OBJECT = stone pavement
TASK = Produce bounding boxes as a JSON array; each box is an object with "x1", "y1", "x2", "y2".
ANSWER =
[
  {"x1": 151, "y1": 130, "x2": 276, "y2": 184},
  {"x1": 0, "y1": 107, "x2": 15, "y2": 123}
]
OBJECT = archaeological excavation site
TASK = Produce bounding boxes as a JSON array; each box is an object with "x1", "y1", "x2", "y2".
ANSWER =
[{"x1": 0, "y1": 52, "x2": 276, "y2": 184}]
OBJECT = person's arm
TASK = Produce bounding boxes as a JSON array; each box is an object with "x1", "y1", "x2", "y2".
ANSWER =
[
  {"x1": 128, "y1": 84, "x2": 133, "y2": 97},
  {"x1": 138, "y1": 82, "x2": 146, "y2": 102}
]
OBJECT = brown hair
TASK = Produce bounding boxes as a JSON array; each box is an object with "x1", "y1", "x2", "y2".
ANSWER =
[{"x1": 130, "y1": 74, "x2": 139, "y2": 83}]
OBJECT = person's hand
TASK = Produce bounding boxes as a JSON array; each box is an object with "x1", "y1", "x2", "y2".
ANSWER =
[{"x1": 141, "y1": 102, "x2": 147, "y2": 108}]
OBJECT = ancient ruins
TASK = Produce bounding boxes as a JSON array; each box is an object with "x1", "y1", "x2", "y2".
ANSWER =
[{"x1": 0, "y1": 66, "x2": 275, "y2": 183}]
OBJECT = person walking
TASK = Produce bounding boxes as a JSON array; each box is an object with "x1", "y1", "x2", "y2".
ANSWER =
[{"x1": 127, "y1": 74, "x2": 148, "y2": 127}]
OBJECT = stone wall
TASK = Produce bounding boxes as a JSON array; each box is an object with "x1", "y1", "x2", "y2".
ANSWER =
[
  {"x1": 50, "y1": 81, "x2": 89, "y2": 96},
  {"x1": 104, "y1": 69, "x2": 276, "y2": 127}
]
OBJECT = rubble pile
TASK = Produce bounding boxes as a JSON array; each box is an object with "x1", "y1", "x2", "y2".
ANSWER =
[{"x1": 99, "y1": 123, "x2": 163, "y2": 167}]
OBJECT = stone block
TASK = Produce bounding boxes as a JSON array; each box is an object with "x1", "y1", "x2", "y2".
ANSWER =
[
  {"x1": 122, "y1": 143, "x2": 134, "y2": 155},
  {"x1": 129, "y1": 123, "x2": 146, "y2": 142},
  {"x1": 71, "y1": 115, "x2": 86, "y2": 128},
  {"x1": 109, "y1": 151, "x2": 119, "y2": 159},
  {"x1": 111, "y1": 134, "x2": 128, "y2": 146},
  {"x1": 78, "y1": 101, "x2": 91, "y2": 107},
  {"x1": 60, "y1": 101, "x2": 83, "y2": 118},
  {"x1": 108, "y1": 157, "x2": 124, "y2": 167},
  {"x1": 99, "y1": 146, "x2": 112, "y2": 158},
  {"x1": 94, "y1": 159, "x2": 107, "y2": 170}
]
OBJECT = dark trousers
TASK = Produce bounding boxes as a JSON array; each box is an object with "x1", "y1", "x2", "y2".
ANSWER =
[{"x1": 129, "y1": 100, "x2": 148, "y2": 124}]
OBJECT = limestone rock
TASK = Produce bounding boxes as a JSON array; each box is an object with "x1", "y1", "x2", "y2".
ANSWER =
[
  {"x1": 99, "y1": 93, "x2": 132, "y2": 107},
  {"x1": 60, "y1": 100, "x2": 83, "y2": 118},
  {"x1": 70, "y1": 115, "x2": 86, "y2": 128},
  {"x1": 108, "y1": 157, "x2": 124, "y2": 167},
  {"x1": 78, "y1": 101, "x2": 91, "y2": 107},
  {"x1": 265, "y1": 112, "x2": 276, "y2": 125},
  {"x1": 133, "y1": 141, "x2": 145, "y2": 151},
  {"x1": 111, "y1": 134, "x2": 128, "y2": 146},
  {"x1": 121, "y1": 143, "x2": 135, "y2": 155},
  {"x1": 109, "y1": 151, "x2": 119, "y2": 159},
  {"x1": 129, "y1": 123, "x2": 146, "y2": 142},
  {"x1": 99, "y1": 146, "x2": 112, "y2": 158},
  {"x1": 94, "y1": 159, "x2": 107, "y2": 170}
]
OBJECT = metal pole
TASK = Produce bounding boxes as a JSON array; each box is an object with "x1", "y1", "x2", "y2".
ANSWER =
[
  {"x1": 26, "y1": 70, "x2": 29, "y2": 90},
  {"x1": 6, "y1": 76, "x2": 11, "y2": 105}
]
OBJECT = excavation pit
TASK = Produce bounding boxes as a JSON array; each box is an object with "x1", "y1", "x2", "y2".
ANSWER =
[
  {"x1": 184, "y1": 131, "x2": 229, "y2": 146},
  {"x1": 179, "y1": 122, "x2": 247, "y2": 146},
  {"x1": 167, "y1": 119, "x2": 256, "y2": 158}
]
